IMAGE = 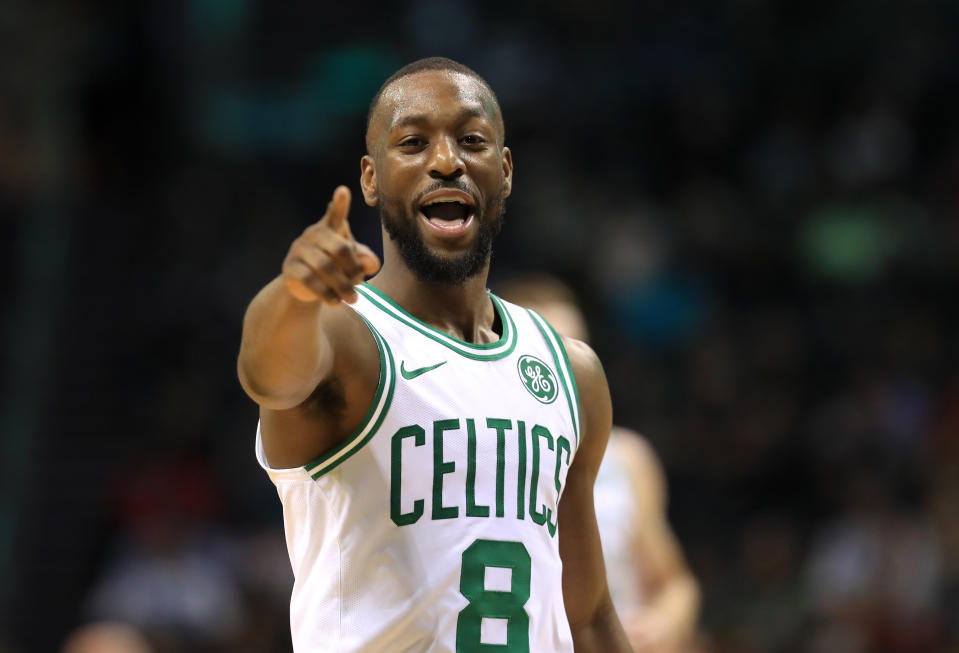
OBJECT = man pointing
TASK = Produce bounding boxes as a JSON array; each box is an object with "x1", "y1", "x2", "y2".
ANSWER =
[{"x1": 238, "y1": 57, "x2": 630, "y2": 653}]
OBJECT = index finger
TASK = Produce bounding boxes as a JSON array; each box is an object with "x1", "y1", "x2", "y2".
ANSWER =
[{"x1": 325, "y1": 185, "x2": 352, "y2": 237}]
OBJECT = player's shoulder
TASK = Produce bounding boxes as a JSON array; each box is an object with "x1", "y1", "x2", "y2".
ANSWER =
[
  {"x1": 320, "y1": 296, "x2": 382, "y2": 395},
  {"x1": 560, "y1": 335, "x2": 615, "y2": 423},
  {"x1": 325, "y1": 292, "x2": 376, "y2": 336},
  {"x1": 558, "y1": 336, "x2": 612, "y2": 462},
  {"x1": 559, "y1": 335, "x2": 606, "y2": 388}
]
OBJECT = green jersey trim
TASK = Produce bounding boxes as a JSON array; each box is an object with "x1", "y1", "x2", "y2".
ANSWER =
[
  {"x1": 305, "y1": 318, "x2": 396, "y2": 479},
  {"x1": 527, "y1": 309, "x2": 581, "y2": 447},
  {"x1": 356, "y1": 283, "x2": 517, "y2": 361}
]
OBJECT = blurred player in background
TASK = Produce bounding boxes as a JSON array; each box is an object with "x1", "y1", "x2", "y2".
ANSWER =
[
  {"x1": 497, "y1": 275, "x2": 701, "y2": 653},
  {"x1": 60, "y1": 622, "x2": 152, "y2": 653}
]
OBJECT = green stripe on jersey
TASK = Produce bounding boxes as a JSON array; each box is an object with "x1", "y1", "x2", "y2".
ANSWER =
[
  {"x1": 305, "y1": 319, "x2": 396, "y2": 479},
  {"x1": 526, "y1": 309, "x2": 580, "y2": 447}
]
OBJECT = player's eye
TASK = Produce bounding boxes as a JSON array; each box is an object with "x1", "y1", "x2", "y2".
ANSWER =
[
  {"x1": 398, "y1": 137, "x2": 426, "y2": 148},
  {"x1": 461, "y1": 134, "x2": 486, "y2": 146}
]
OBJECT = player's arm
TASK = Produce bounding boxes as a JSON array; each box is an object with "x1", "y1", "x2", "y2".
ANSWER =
[
  {"x1": 237, "y1": 186, "x2": 381, "y2": 466},
  {"x1": 558, "y1": 338, "x2": 632, "y2": 653},
  {"x1": 619, "y1": 430, "x2": 701, "y2": 652}
]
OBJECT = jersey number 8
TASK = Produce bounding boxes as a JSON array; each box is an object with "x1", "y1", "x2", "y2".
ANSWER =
[{"x1": 456, "y1": 539, "x2": 531, "y2": 652}]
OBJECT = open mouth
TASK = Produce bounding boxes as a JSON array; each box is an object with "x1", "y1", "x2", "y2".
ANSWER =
[
  {"x1": 421, "y1": 201, "x2": 471, "y2": 229},
  {"x1": 417, "y1": 190, "x2": 476, "y2": 234}
]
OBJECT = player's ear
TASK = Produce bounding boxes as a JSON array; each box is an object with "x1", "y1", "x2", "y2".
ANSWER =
[
  {"x1": 360, "y1": 155, "x2": 378, "y2": 206},
  {"x1": 501, "y1": 147, "x2": 513, "y2": 199}
]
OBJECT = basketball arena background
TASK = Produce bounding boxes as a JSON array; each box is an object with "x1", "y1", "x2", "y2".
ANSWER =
[{"x1": 1, "y1": 1, "x2": 958, "y2": 651}]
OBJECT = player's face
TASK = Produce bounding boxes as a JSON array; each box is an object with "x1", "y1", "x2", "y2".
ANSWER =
[{"x1": 361, "y1": 70, "x2": 513, "y2": 284}]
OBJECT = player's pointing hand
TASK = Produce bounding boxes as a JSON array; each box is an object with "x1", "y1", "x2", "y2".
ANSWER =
[{"x1": 283, "y1": 185, "x2": 381, "y2": 305}]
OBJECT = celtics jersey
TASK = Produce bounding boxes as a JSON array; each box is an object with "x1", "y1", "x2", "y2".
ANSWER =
[{"x1": 255, "y1": 283, "x2": 582, "y2": 653}]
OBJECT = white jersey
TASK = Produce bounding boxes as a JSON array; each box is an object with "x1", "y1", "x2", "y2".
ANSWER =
[
  {"x1": 594, "y1": 432, "x2": 644, "y2": 616},
  {"x1": 256, "y1": 283, "x2": 581, "y2": 653}
]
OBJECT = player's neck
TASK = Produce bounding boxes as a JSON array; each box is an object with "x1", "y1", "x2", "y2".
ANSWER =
[{"x1": 368, "y1": 259, "x2": 498, "y2": 345}]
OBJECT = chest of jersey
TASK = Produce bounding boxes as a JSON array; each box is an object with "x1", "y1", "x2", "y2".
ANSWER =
[{"x1": 306, "y1": 285, "x2": 581, "y2": 540}]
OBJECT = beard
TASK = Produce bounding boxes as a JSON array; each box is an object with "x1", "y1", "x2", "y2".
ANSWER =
[{"x1": 380, "y1": 184, "x2": 506, "y2": 285}]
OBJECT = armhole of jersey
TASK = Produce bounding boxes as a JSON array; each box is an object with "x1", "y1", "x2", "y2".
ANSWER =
[
  {"x1": 303, "y1": 316, "x2": 396, "y2": 480},
  {"x1": 526, "y1": 308, "x2": 581, "y2": 448},
  {"x1": 256, "y1": 421, "x2": 315, "y2": 482}
]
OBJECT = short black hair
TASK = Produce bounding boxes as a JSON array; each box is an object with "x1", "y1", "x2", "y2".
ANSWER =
[{"x1": 365, "y1": 57, "x2": 503, "y2": 150}]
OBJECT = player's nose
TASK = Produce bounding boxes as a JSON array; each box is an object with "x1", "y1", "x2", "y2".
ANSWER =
[{"x1": 428, "y1": 136, "x2": 464, "y2": 180}]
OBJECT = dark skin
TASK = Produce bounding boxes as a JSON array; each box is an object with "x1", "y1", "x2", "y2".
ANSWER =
[{"x1": 237, "y1": 69, "x2": 630, "y2": 652}]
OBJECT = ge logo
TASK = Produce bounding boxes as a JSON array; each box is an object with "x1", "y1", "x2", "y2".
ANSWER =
[{"x1": 517, "y1": 355, "x2": 558, "y2": 404}]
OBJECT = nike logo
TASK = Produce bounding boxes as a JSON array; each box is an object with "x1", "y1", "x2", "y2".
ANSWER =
[{"x1": 400, "y1": 360, "x2": 447, "y2": 380}]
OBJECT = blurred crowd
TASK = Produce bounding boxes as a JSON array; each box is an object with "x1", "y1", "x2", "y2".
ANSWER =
[{"x1": 1, "y1": 1, "x2": 958, "y2": 652}]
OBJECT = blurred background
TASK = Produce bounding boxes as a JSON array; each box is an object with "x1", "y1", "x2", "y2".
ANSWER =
[{"x1": 2, "y1": 0, "x2": 958, "y2": 651}]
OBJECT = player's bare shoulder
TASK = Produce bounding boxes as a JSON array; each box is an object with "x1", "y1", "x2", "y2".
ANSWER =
[
  {"x1": 562, "y1": 336, "x2": 605, "y2": 382},
  {"x1": 561, "y1": 335, "x2": 613, "y2": 466},
  {"x1": 561, "y1": 336, "x2": 610, "y2": 408}
]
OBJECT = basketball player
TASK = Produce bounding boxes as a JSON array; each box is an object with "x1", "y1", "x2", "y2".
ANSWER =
[
  {"x1": 496, "y1": 276, "x2": 701, "y2": 653},
  {"x1": 238, "y1": 58, "x2": 631, "y2": 651}
]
